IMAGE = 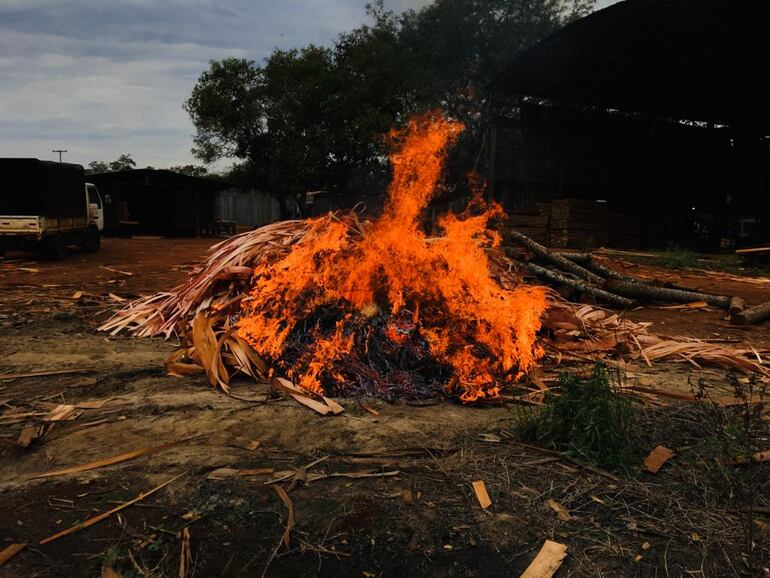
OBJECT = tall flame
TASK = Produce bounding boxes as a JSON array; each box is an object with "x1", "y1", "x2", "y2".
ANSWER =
[{"x1": 236, "y1": 112, "x2": 548, "y2": 402}]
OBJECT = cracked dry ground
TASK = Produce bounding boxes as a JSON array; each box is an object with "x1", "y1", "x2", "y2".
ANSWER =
[{"x1": 1, "y1": 238, "x2": 769, "y2": 577}]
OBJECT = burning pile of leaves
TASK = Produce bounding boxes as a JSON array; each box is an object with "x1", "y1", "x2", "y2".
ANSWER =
[{"x1": 101, "y1": 113, "x2": 768, "y2": 405}]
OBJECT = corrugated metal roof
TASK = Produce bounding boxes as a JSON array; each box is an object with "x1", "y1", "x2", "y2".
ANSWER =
[{"x1": 490, "y1": 0, "x2": 770, "y2": 131}]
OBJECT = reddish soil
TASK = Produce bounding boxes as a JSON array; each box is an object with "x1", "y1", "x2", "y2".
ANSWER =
[{"x1": 0, "y1": 239, "x2": 768, "y2": 577}]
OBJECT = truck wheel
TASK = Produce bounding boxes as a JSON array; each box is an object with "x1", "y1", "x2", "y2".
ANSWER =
[
  {"x1": 81, "y1": 230, "x2": 101, "y2": 253},
  {"x1": 42, "y1": 235, "x2": 66, "y2": 260}
]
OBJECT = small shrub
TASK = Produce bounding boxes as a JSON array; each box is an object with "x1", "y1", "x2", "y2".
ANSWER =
[{"x1": 520, "y1": 363, "x2": 635, "y2": 470}]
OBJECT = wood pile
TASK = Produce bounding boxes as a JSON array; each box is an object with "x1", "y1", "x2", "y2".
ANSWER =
[
  {"x1": 506, "y1": 230, "x2": 751, "y2": 312},
  {"x1": 505, "y1": 213, "x2": 549, "y2": 245},
  {"x1": 549, "y1": 199, "x2": 608, "y2": 249},
  {"x1": 608, "y1": 211, "x2": 646, "y2": 249}
]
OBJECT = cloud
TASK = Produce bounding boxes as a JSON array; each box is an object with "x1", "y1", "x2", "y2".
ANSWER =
[
  {"x1": 0, "y1": 0, "x2": 384, "y2": 167},
  {"x1": 0, "y1": 0, "x2": 554, "y2": 167}
]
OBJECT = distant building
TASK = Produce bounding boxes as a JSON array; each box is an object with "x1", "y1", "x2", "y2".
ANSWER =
[
  {"x1": 488, "y1": 0, "x2": 770, "y2": 249},
  {"x1": 89, "y1": 169, "x2": 281, "y2": 236}
]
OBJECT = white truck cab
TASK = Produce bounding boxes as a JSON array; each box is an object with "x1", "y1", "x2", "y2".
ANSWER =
[{"x1": 86, "y1": 183, "x2": 104, "y2": 232}]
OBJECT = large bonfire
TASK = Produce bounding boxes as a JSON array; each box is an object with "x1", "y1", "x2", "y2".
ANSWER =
[
  {"x1": 236, "y1": 113, "x2": 547, "y2": 402},
  {"x1": 102, "y1": 112, "x2": 768, "y2": 404}
]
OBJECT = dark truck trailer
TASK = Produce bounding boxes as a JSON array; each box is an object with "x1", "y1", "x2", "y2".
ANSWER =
[{"x1": 0, "y1": 158, "x2": 104, "y2": 259}]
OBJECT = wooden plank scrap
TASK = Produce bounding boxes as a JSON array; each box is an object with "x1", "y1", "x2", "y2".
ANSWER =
[
  {"x1": 520, "y1": 540, "x2": 568, "y2": 578},
  {"x1": 207, "y1": 467, "x2": 274, "y2": 480},
  {"x1": 359, "y1": 402, "x2": 379, "y2": 416},
  {"x1": 75, "y1": 399, "x2": 110, "y2": 409},
  {"x1": 0, "y1": 368, "x2": 95, "y2": 381},
  {"x1": 17, "y1": 425, "x2": 42, "y2": 448},
  {"x1": 44, "y1": 404, "x2": 79, "y2": 422},
  {"x1": 178, "y1": 527, "x2": 191, "y2": 578},
  {"x1": 323, "y1": 397, "x2": 345, "y2": 415},
  {"x1": 0, "y1": 543, "x2": 27, "y2": 567},
  {"x1": 658, "y1": 301, "x2": 708, "y2": 310},
  {"x1": 231, "y1": 437, "x2": 260, "y2": 451},
  {"x1": 39, "y1": 473, "x2": 184, "y2": 545},
  {"x1": 643, "y1": 446, "x2": 675, "y2": 473},
  {"x1": 290, "y1": 393, "x2": 331, "y2": 415},
  {"x1": 272, "y1": 485, "x2": 295, "y2": 548},
  {"x1": 472, "y1": 480, "x2": 492, "y2": 509},
  {"x1": 101, "y1": 266, "x2": 133, "y2": 276},
  {"x1": 29, "y1": 435, "x2": 197, "y2": 479}
]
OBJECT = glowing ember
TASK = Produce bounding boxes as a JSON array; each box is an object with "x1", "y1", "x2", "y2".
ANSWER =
[{"x1": 236, "y1": 112, "x2": 548, "y2": 402}]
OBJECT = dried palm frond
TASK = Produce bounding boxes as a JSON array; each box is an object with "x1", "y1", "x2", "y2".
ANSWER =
[
  {"x1": 100, "y1": 215, "x2": 769, "y2": 400},
  {"x1": 100, "y1": 219, "x2": 314, "y2": 338}
]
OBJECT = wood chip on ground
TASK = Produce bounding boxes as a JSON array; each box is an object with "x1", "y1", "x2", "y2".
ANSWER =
[
  {"x1": 520, "y1": 540, "x2": 568, "y2": 578},
  {"x1": 472, "y1": 480, "x2": 492, "y2": 509},
  {"x1": 644, "y1": 445, "x2": 676, "y2": 473}
]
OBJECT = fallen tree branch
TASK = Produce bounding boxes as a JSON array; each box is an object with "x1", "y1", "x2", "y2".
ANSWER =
[{"x1": 527, "y1": 263, "x2": 636, "y2": 309}]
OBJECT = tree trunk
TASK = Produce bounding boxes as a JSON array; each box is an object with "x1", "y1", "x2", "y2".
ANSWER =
[
  {"x1": 731, "y1": 301, "x2": 770, "y2": 325},
  {"x1": 527, "y1": 263, "x2": 636, "y2": 308},
  {"x1": 602, "y1": 279, "x2": 732, "y2": 308}
]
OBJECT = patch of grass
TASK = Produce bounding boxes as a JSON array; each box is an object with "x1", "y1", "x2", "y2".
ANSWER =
[
  {"x1": 625, "y1": 249, "x2": 770, "y2": 277},
  {"x1": 519, "y1": 363, "x2": 635, "y2": 470},
  {"x1": 656, "y1": 248, "x2": 705, "y2": 270}
]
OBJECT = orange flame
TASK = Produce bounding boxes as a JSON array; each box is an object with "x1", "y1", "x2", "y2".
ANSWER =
[{"x1": 236, "y1": 111, "x2": 548, "y2": 402}]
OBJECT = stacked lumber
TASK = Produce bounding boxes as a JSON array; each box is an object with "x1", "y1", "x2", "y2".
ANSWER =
[
  {"x1": 549, "y1": 199, "x2": 608, "y2": 249},
  {"x1": 608, "y1": 212, "x2": 646, "y2": 249},
  {"x1": 505, "y1": 212, "x2": 549, "y2": 245}
]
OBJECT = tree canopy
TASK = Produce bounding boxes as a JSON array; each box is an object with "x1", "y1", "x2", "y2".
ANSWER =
[
  {"x1": 86, "y1": 154, "x2": 137, "y2": 174},
  {"x1": 185, "y1": 0, "x2": 594, "y2": 212}
]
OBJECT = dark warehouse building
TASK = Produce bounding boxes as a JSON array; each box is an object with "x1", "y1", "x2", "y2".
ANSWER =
[{"x1": 487, "y1": 0, "x2": 770, "y2": 250}]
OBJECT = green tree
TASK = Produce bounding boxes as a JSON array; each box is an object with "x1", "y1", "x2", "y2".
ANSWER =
[
  {"x1": 167, "y1": 164, "x2": 209, "y2": 178},
  {"x1": 184, "y1": 0, "x2": 594, "y2": 210},
  {"x1": 86, "y1": 161, "x2": 108, "y2": 174},
  {"x1": 85, "y1": 154, "x2": 137, "y2": 174},
  {"x1": 108, "y1": 154, "x2": 136, "y2": 171}
]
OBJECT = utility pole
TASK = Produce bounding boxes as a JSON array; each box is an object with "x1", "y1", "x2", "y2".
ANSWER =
[{"x1": 52, "y1": 149, "x2": 68, "y2": 163}]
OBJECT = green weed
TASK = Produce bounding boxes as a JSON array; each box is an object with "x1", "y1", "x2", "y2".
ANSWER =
[{"x1": 519, "y1": 363, "x2": 635, "y2": 470}]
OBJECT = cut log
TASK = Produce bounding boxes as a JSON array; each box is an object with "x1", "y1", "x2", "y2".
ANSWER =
[
  {"x1": 554, "y1": 252, "x2": 591, "y2": 265},
  {"x1": 508, "y1": 230, "x2": 604, "y2": 285},
  {"x1": 659, "y1": 280, "x2": 704, "y2": 292},
  {"x1": 731, "y1": 301, "x2": 770, "y2": 326},
  {"x1": 583, "y1": 259, "x2": 648, "y2": 284},
  {"x1": 560, "y1": 252, "x2": 703, "y2": 290},
  {"x1": 527, "y1": 263, "x2": 636, "y2": 309},
  {"x1": 729, "y1": 296, "x2": 746, "y2": 316},
  {"x1": 602, "y1": 279, "x2": 731, "y2": 309}
]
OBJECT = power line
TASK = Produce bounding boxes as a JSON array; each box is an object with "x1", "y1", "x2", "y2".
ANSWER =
[{"x1": 52, "y1": 149, "x2": 68, "y2": 162}]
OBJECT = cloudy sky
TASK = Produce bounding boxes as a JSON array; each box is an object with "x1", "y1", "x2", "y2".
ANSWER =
[{"x1": 0, "y1": 0, "x2": 618, "y2": 169}]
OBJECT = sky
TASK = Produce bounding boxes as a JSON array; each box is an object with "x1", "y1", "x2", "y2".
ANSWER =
[{"x1": 0, "y1": 0, "x2": 619, "y2": 170}]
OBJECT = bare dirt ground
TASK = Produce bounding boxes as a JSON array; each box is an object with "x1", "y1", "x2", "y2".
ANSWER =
[{"x1": 1, "y1": 239, "x2": 769, "y2": 577}]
